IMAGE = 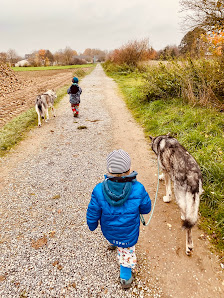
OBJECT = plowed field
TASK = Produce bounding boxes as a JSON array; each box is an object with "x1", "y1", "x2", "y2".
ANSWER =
[{"x1": 0, "y1": 69, "x2": 84, "y2": 128}]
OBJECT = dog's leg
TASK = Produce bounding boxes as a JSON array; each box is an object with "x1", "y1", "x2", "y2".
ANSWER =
[
  {"x1": 159, "y1": 173, "x2": 165, "y2": 181},
  {"x1": 174, "y1": 186, "x2": 186, "y2": 220},
  {"x1": 37, "y1": 111, "x2": 41, "y2": 126},
  {"x1": 38, "y1": 114, "x2": 41, "y2": 126},
  {"x1": 45, "y1": 108, "x2": 49, "y2": 122},
  {"x1": 35, "y1": 105, "x2": 42, "y2": 126},
  {"x1": 186, "y1": 228, "x2": 193, "y2": 256},
  {"x1": 163, "y1": 172, "x2": 172, "y2": 203}
]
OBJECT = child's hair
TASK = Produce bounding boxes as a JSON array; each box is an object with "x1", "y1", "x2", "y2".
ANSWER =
[
  {"x1": 109, "y1": 170, "x2": 130, "y2": 177},
  {"x1": 72, "y1": 77, "x2": 79, "y2": 83}
]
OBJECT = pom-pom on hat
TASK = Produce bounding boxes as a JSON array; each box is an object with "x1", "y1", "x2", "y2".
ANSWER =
[
  {"x1": 107, "y1": 149, "x2": 131, "y2": 174},
  {"x1": 72, "y1": 77, "x2": 79, "y2": 83}
]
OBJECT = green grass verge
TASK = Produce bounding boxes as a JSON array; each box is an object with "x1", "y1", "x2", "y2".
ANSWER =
[
  {"x1": 12, "y1": 64, "x2": 94, "y2": 72},
  {"x1": 0, "y1": 86, "x2": 68, "y2": 157},
  {"x1": 103, "y1": 65, "x2": 224, "y2": 254},
  {"x1": 0, "y1": 66, "x2": 94, "y2": 157}
]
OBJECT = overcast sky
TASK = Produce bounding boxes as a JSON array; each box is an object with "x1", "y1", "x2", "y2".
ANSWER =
[{"x1": 1, "y1": 0, "x2": 185, "y2": 56}]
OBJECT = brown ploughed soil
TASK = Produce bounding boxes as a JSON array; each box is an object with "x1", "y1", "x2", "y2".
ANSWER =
[{"x1": 0, "y1": 68, "x2": 79, "y2": 128}]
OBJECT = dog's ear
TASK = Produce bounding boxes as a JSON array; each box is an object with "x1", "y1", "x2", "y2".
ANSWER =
[
  {"x1": 149, "y1": 136, "x2": 154, "y2": 141},
  {"x1": 167, "y1": 132, "x2": 171, "y2": 137}
]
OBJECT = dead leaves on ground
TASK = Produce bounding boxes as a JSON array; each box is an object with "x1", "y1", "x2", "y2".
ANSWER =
[
  {"x1": 77, "y1": 125, "x2": 87, "y2": 130},
  {"x1": 49, "y1": 231, "x2": 56, "y2": 238},
  {"x1": 85, "y1": 119, "x2": 101, "y2": 123},
  {"x1": 31, "y1": 230, "x2": 57, "y2": 249},
  {"x1": 52, "y1": 260, "x2": 63, "y2": 270},
  {"x1": 31, "y1": 235, "x2": 47, "y2": 250},
  {"x1": 51, "y1": 194, "x2": 60, "y2": 200},
  {"x1": 0, "y1": 275, "x2": 6, "y2": 282}
]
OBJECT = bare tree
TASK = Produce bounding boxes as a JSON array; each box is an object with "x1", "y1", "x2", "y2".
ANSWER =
[
  {"x1": 157, "y1": 45, "x2": 180, "y2": 60},
  {"x1": 53, "y1": 50, "x2": 63, "y2": 65},
  {"x1": 63, "y1": 47, "x2": 77, "y2": 65},
  {"x1": 83, "y1": 48, "x2": 107, "y2": 62},
  {"x1": 108, "y1": 39, "x2": 152, "y2": 66},
  {"x1": 180, "y1": 0, "x2": 224, "y2": 31},
  {"x1": 7, "y1": 49, "x2": 20, "y2": 66}
]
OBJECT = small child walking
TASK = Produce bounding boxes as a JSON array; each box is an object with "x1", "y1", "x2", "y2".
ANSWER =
[
  {"x1": 67, "y1": 77, "x2": 82, "y2": 117},
  {"x1": 86, "y1": 149, "x2": 151, "y2": 289}
]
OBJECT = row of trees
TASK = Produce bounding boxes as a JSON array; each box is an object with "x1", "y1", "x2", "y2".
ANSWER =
[
  {"x1": 0, "y1": 49, "x2": 21, "y2": 65},
  {"x1": 1, "y1": 1, "x2": 223, "y2": 67},
  {"x1": 0, "y1": 47, "x2": 107, "y2": 66},
  {"x1": 107, "y1": 0, "x2": 224, "y2": 64}
]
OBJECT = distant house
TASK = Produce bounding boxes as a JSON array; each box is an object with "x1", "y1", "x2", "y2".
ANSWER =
[{"x1": 15, "y1": 59, "x2": 30, "y2": 67}]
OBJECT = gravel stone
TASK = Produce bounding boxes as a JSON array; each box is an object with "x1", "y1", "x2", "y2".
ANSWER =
[{"x1": 0, "y1": 65, "x2": 160, "y2": 297}]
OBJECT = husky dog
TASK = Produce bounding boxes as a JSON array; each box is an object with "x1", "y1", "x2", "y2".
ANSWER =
[
  {"x1": 150, "y1": 134, "x2": 203, "y2": 255},
  {"x1": 35, "y1": 90, "x2": 57, "y2": 126}
]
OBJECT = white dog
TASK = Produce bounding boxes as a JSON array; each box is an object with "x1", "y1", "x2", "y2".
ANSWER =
[{"x1": 35, "y1": 90, "x2": 57, "y2": 126}]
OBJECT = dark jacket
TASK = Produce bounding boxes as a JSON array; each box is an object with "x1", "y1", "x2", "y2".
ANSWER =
[{"x1": 67, "y1": 83, "x2": 82, "y2": 104}]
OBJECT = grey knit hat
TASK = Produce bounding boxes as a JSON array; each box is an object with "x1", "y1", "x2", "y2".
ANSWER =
[{"x1": 106, "y1": 149, "x2": 131, "y2": 174}]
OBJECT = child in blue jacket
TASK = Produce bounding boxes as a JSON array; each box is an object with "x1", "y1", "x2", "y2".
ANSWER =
[
  {"x1": 67, "y1": 77, "x2": 82, "y2": 117},
  {"x1": 86, "y1": 149, "x2": 151, "y2": 289}
]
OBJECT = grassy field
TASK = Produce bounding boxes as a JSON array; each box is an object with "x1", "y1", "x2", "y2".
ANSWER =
[
  {"x1": 0, "y1": 65, "x2": 94, "y2": 157},
  {"x1": 103, "y1": 62, "x2": 224, "y2": 254},
  {"x1": 12, "y1": 64, "x2": 94, "y2": 72}
]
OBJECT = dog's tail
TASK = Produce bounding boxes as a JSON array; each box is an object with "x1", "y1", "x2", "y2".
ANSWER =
[
  {"x1": 182, "y1": 219, "x2": 195, "y2": 229},
  {"x1": 182, "y1": 189, "x2": 201, "y2": 229}
]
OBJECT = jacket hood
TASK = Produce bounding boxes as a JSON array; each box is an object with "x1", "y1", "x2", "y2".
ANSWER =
[{"x1": 102, "y1": 171, "x2": 138, "y2": 207}]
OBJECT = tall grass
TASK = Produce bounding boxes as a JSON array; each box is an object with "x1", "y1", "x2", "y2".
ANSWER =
[
  {"x1": 103, "y1": 61, "x2": 224, "y2": 253},
  {"x1": 140, "y1": 59, "x2": 224, "y2": 108}
]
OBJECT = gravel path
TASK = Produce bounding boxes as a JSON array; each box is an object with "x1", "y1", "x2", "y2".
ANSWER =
[{"x1": 0, "y1": 65, "x2": 157, "y2": 297}]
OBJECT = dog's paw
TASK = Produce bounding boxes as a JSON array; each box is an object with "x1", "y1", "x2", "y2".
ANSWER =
[
  {"x1": 181, "y1": 214, "x2": 185, "y2": 221},
  {"x1": 159, "y1": 173, "x2": 165, "y2": 181},
  {"x1": 163, "y1": 195, "x2": 171, "y2": 203},
  {"x1": 186, "y1": 246, "x2": 193, "y2": 256}
]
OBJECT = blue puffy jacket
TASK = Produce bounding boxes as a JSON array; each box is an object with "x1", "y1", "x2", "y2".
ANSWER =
[{"x1": 86, "y1": 171, "x2": 151, "y2": 248}]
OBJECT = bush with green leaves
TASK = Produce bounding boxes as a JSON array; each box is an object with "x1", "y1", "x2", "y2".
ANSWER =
[
  {"x1": 141, "y1": 58, "x2": 224, "y2": 108},
  {"x1": 103, "y1": 61, "x2": 136, "y2": 75}
]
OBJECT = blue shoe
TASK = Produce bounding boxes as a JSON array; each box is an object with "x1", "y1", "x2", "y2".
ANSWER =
[{"x1": 120, "y1": 265, "x2": 133, "y2": 289}]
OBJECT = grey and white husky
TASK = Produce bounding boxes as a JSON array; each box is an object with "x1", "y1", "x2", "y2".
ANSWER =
[
  {"x1": 150, "y1": 134, "x2": 203, "y2": 255},
  {"x1": 35, "y1": 89, "x2": 57, "y2": 126}
]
